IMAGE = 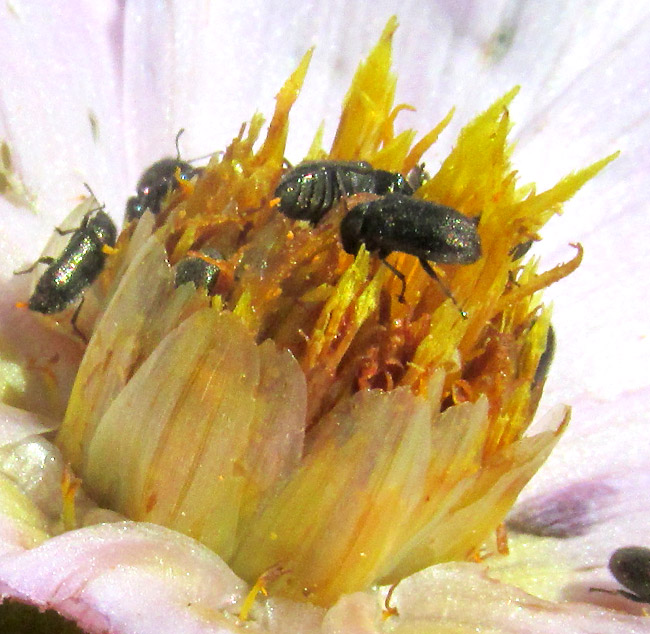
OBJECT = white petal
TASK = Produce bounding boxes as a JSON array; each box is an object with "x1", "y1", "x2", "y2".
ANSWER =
[
  {"x1": 336, "y1": 563, "x2": 650, "y2": 633},
  {"x1": 0, "y1": 404, "x2": 53, "y2": 446},
  {"x1": 512, "y1": 387, "x2": 650, "y2": 544},
  {"x1": 0, "y1": 522, "x2": 248, "y2": 634},
  {"x1": 0, "y1": 2, "x2": 128, "y2": 270},
  {"x1": 516, "y1": 14, "x2": 650, "y2": 405},
  {"x1": 122, "y1": 0, "x2": 428, "y2": 163}
]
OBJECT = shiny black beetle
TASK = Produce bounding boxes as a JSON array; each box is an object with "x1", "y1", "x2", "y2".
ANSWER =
[
  {"x1": 533, "y1": 324, "x2": 555, "y2": 388},
  {"x1": 591, "y1": 546, "x2": 650, "y2": 603},
  {"x1": 274, "y1": 160, "x2": 413, "y2": 225},
  {"x1": 174, "y1": 248, "x2": 222, "y2": 295},
  {"x1": 125, "y1": 130, "x2": 201, "y2": 223},
  {"x1": 339, "y1": 193, "x2": 481, "y2": 313},
  {"x1": 16, "y1": 206, "x2": 117, "y2": 337},
  {"x1": 125, "y1": 158, "x2": 201, "y2": 223}
]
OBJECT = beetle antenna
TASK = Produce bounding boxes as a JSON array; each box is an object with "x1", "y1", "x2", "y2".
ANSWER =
[
  {"x1": 186, "y1": 150, "x2": 223, "y2": 164},
  {"x1": 82, "y1": 183, "x2": 105, "y2": 210},
  {"x1": 175, "y1": 128, "x2": 185, "y2": 160}
]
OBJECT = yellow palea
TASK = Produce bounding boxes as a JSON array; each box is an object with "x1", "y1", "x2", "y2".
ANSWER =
[{"x1": 51, "y1": 17, "x2": 616, "y2": 607}]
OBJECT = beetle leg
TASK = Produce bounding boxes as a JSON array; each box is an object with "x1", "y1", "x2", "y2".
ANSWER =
[
  {"x1": 618, "y1": 590, "x2": 649, "y2": 603},
  {"x1": 14, "y1": 256, "x2": 56, "y2": 275},
  {"x1": 70, "y1": 298, "x2": 89, "y2": 344},
  {"x1": 380, "y1": 258, "x2": 407, "y2": 304},
  {"x1": 418, "y1": 258, "x2": 468, "y2": 319},
  {"x1": 590, "y1": 587, "x2": 645, "y2": 601},
  {"x1": 56, "y1": 208, "x2": 94, "y2": 235},
  {"x1": 55, "y1": 226, "x2": 79, "y2": 236}
]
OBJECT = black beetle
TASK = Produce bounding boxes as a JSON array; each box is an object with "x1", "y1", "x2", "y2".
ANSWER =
[
  {"x1": 339, "y1": 193, "x2": 481, "y2": 314},
  {"x1": 533, "y1": 324, "x2": 556, "y2": 387},
  {"x1": 16, "y1": 206, "x2": 117, "y2": 338},
  {"x1": 125, "y1": 130, "x2": 201, "y2": 223},
  {"x1": 274, "y1": 160, "x2": 413, "y2": 225},
  {"x1": 174, "y1": 248, "x2": 222, "y2": 295},
  {"x1": 510, "y1": 239, "x2": 534, "y2": 261},
  {"x1": 591, "y1": 546, "x2": 650, "y2": 603},
  {"x1": 125, "y1": 158, "x2": 201, "y2": 223}
]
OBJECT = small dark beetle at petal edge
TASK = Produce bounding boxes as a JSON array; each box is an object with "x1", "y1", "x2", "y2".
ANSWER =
[
  {"x1": 274, "y1": 160, "x2": 413, "y2": 225},
  {"x1": 16, "y1": 205, "x2": 117, "y2": 338},
  {"x1": 340, "y1": 193, "x2": 481, "y2": 313},
  {"x1": 533, "y1": 324, "x2": 556, "y2": 388},
  {"x1": 125, "y1": 130, "x2": 202, "y2": 223},
  {"x1": 509, "y1": 238, "x2": 534, "y2": 261},
  {"x1": 591, "y1": 546, "x2": 650, "y2": 604},
  {"x1": 174, "y1": 248, "x2": 222, "y2": 295},
  {"x1": 125, "y1": 157, "x2": 201, "y2": 223}
]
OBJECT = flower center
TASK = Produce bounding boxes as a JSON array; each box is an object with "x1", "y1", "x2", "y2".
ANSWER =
[{"x1": 51, "y1": 17, "x2": 616, "y2": 606}]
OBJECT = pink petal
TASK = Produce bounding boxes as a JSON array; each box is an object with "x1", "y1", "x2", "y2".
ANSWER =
[
  {"x1": 0, "y1": 2, "x2": 126, "y2": 408},
  {"x1": 491, "y1": 10, "x2": 650, "y2": 536},
  {"x1": 516, "y1": 18, "x2": 650, "y2": 410},
  {"x1": 0, "y1": 404, "x2": 53, "y2": 446},
  {"x1": 322, "y1": 563, "x2": 650, "y2": 633},
  {"x1": 510, "y1": 387, "x2": 650, "y2": 550},
  {"x1": 0, "y1": 513, "x2": 45, "y2": 557},
  {"x1": 122, "y1": 1, "x2": 463, "y2": 163},
  {"x1": 0, "y1": 522, "x2": 248, "y2": 634},
  {"x1": 0, "y1": 2, "x2": 128, "y2": 269}
]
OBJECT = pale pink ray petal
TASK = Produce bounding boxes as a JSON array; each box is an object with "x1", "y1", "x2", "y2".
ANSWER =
[
  {"x1": 467, "y1": 6, "x2": 650, "y2": 518},
  {"x1": 0, "y1": 3, "x2": 129, "y2": 407},
  {"x1": 123, "y1": 0, "x2": 576, "y2": 164},
  {"x1": 402, "y1": 2, "x2": 650, "y2": 138},
  {"x1": 501, "y1": 392, "x2": 650, "y2": 612},
  {"x1": 0, "y1": 522, "x2": 248, "y2": 634},
  {"x1": 511, "y1": 386, "x2": 650, "y2": 538},
  {"x1": 321, "y1": 564, "x2": 650, "y2": 633},
  {"x1": 0, "y1": 1, "x2": 128, "y2": 271},
  {"x1": 122, "y1": 0, "x2": 450, "y2": 165},
  {"x1": 526, "y1": 388, "x2": 650, "y2": 497},
  {"x1": 0, "y1": 404, "x2": 54, "y2": 446},
  {"x1": 515, "y1": 127, "x2": 650, "y2": 524},
  {"x1": 490, "y1": 510, "x2": 650, "y2": 614},
  {"x1": 513, "y1": 19, "x2": 650, "y2": 409}
]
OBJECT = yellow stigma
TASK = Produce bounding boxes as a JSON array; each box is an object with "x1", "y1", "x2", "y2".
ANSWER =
[{"x1": 53, "y1": 17, "x2": 616, "y2": 606}]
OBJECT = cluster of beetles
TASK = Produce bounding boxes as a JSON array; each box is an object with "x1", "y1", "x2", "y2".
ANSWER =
[
  {"x1": 18, "y1": 144, "x2": 482, "y2": 332},
  {"x1": 14, "y1": 139, "x2": 650, "y2": 606}
]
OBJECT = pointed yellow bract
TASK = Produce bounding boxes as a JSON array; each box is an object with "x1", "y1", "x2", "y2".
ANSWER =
[
  {"x1": 52, "y1": 18, "x2": 616, "y2": 606},
  {"x1": 254, "y1": 47, "x2": 314, "y2": 168},
  {"x1": 330, "y1": 17, "x2": 398, "y2": 159}
]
